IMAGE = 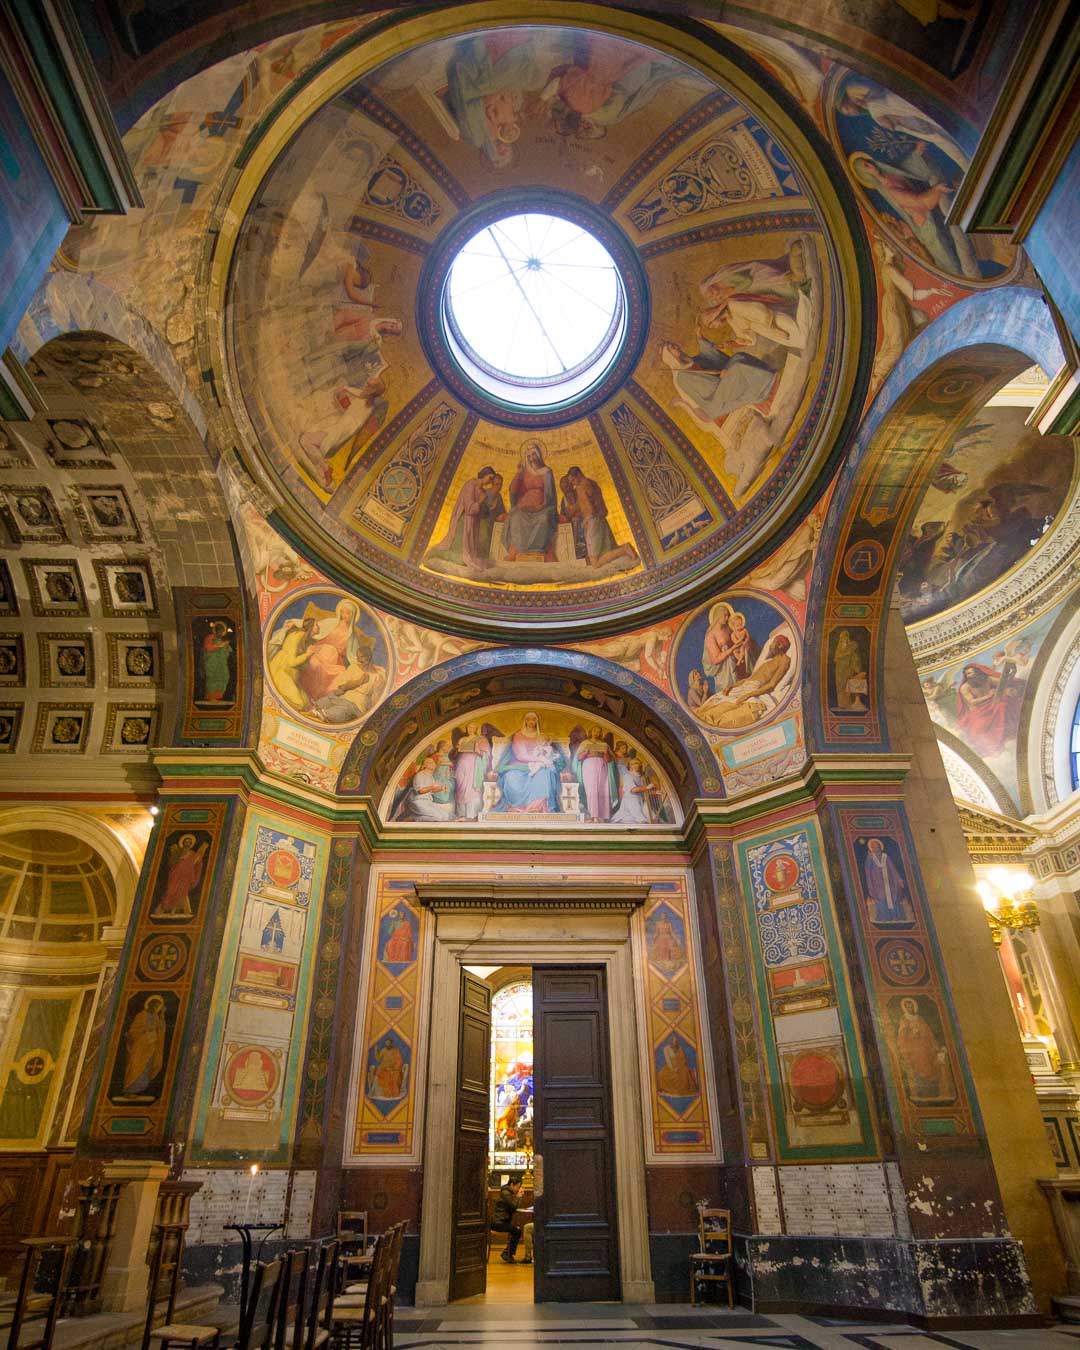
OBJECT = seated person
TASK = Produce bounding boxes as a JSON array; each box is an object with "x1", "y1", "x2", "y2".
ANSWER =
[{"x1": 491, "y1": 1175, "x2": 532, "y2": 1263}]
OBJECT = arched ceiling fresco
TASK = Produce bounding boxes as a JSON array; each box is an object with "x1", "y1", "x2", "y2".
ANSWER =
[
  {"x1": 898, "y1": 392, "x2": 1076, "y2": 626},
  {"x1": 221, "y1": 20, "x2": 869, "y2": 639}
]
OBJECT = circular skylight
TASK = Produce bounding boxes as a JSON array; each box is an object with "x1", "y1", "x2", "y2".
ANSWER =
[{"x1": 443, "y1": 212, "x2": 627, "y2": 409}]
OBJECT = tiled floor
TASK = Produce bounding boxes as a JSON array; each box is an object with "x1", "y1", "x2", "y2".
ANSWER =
[{"x1": 395, "y1": 1303, "x2": 1080, "y2": 1350}]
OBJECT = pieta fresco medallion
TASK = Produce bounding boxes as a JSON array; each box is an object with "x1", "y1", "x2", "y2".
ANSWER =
[
  {"x1": 220, "y1": 19, "x2": 868, "y2": 636},
  {"x1": 264, "y1": 588, "x2": 391, "y2": 728},
  {"x1": 672, "y1": 589, "x2": 800, "y2": 732}
]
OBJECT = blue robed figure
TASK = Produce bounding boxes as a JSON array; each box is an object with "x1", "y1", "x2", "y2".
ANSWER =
[{"x1": 494, "y1": 710, "x2": 566, "y2": 813}]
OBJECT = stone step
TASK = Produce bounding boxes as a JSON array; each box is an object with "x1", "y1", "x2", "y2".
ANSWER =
[{"x1": 48, "y1": 1284, "x2": 231, "y2": 1350}]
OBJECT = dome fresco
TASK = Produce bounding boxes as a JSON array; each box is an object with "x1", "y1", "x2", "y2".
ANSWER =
[{"x1": 225, "y1": 23, "x2": 867, "y2": 637}]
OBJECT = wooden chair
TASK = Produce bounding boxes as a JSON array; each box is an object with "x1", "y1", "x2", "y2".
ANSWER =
[
  {"x1": 0, "y1": 1237, "x2": 75, "y2": 1350},
  {"x1": 382, "y1": 1223, "x2": 405, "y2": 1350},
  {"x1": 142, "y1": 1221, "x2": 220, "y2": 1350},
  {"x1": 335, "y1": 1213, "x2": 370, "y2": 1293},
  {"x1": 290, "y1": 1239, "x2": 336, "y2": 1350},
  {"x1": 689, "y1": 1206, "x2": 733, "y2": 1307},
  {"x1": 273, "y1": 1248, "x2": 308, "y2": 1350},
  {"x1": 331, "y1": 1226, "x2": 390, "y2": 1349},
  {"x1": 235, "y1": 1257, "x2": 285, "y2": 1350}
]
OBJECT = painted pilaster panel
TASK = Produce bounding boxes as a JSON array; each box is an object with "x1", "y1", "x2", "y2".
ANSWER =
[
  {"x1": 88, "y1": 798, "x2": 232, "y2": 1148},
  {"x1": 831, "y1": 804, "x2": 981, "y2": 1147},
  {"x1": 735, "y1": 818, "x2": 878, "y2": 1161},
  {"x1": 346, "y1": 874, "x2": 431, "y2": 1165},
  {"x1": 190, "y1": 810, "x2": 329, "y2": 1163},
  {"x1": 632, "y1": 876, "x2": 719, "y2": 1162}
]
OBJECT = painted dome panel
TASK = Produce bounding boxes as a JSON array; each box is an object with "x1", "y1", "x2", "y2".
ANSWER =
[{"x1": 224, "y1": 22, "x2": 867, "y2": 636}]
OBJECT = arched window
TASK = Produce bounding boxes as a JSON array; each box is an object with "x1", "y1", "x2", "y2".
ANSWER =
[{"x1": 1071, "y1": 693, "x2": 1080, "y2": 792}]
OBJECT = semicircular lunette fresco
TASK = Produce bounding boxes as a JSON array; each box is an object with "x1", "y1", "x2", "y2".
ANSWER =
[
  {"x1": 379, "y1": 701, "x2": 679, "y2": 826},
  {"x1": 897, "y1": 396, "x2": 1076, "y2": 625},
  {"x1": 226, "y1": 22, "x2": 860, "y2": 631}
]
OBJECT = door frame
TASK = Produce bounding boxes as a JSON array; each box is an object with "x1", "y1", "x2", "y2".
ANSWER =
[{"x1": 414, "y1": 902, "x2": 654, "y2": 1306}]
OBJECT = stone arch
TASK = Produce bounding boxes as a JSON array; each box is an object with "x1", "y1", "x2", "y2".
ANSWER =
[
  {"x1": 0, "y1": 327, "x2": 259, "y2": 757},
  {"x1": 1020, "y1": 602, "x2": 1080, "y2": 814},
  {"x1": 337, "y1": 647, "x2": 720, "y2": 811},
  {"x1": 804, "y1": 286, "x2": 1066, "y2": 754}
]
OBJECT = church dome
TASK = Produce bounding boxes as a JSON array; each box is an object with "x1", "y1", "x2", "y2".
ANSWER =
[{"x1": 219, "y1": 14, "x2": 869, "y2": 639}]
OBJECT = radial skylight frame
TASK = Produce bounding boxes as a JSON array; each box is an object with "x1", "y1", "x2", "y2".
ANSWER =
[{"x1": 442, "y1": 210, "x2": 629, "y2": 411}]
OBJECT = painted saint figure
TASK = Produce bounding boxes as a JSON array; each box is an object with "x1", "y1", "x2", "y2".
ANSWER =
[
  {"x1": 382, "y1": 907, "x2": 416, "y2": 965},
  {"x1": 120, "y1": 995, "x2": 166, "y2": 1099},
  {"x1": 609, "y1": 757, "x2": 653, "y2": 823},
  {"x1": 367, "y1": 1036, "x2": 407, "y2": 1100},
  {"x1": 405, "y1": 752, "x2": 456, "y2": 821},
  {"x1": 428, "y1": 466, "x2": 507, "y2": 571},
  {"x1": 505, "y1": 441, "x2": 558, "y2": 561},
  {"x1": 573, "y1": 725, "x2": 616, "y2": 822},
  {"x1": 895, "y1": 997, "x2": 955, "y2": 1103},
  {"x1": 955, "y1": 662, "x2": 1019, "y2": 759},
  {"x1": 832, "y1": 629, "x2": 866, "y2": 712},
  {"x1": 494, "y1": 711, "x2": 565, "y2": 813},
  {"x1": 152, "y1": 834, "x2": 208, "y2": 918},
  {"x1": 560, "y1": 467, "x2": 636, "y2": 568},
  {"x1": 198, "y1": 620, "x2": 233, "y2": 703},
  {"x1": 862, "y1": 837, "x2": 913, "y2": 925},
  {"x1": 453, "y1": 723, "x2": 493, "y2": 820},
  {"x1": 657, "y1": 1035, "x2": 699, "y2": 1098}
]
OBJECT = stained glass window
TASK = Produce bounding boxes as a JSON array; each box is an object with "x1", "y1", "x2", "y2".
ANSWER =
[
  {"x1": 489, "y1": 979, "x2": 533, "y2": 1171},
  {"x1": 1071, "y1": 693, "x2": 1080, "y2": 791}
]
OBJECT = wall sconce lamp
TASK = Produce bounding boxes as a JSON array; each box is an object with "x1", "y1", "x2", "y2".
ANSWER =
[{"x1": 977, "y1": 869, "x2": 1039, "y2": 946}]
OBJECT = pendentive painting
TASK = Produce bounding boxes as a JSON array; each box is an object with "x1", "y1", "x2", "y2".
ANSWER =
[
  {"x1": 265, "y1": 587, "x2": 391, "y2": 727},
  {"x1": 672, "y1": 590, "x2": 800, "y2": 731},
  {"x1": 382, "y1": 702, "x2": 678, "y2": 825},
  {"x1": 825, "y1": 68, "x2": 1017, "y2": 288}
]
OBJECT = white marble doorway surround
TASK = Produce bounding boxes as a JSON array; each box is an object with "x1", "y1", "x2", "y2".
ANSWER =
[{"x1": 413, "y1": 882, "x2": 655, "y2": 1307}]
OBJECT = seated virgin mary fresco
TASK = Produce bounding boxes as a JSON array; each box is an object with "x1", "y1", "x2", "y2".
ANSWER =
[{"x1": 382, "y1": 703, "x2": 678, "y2": 826}]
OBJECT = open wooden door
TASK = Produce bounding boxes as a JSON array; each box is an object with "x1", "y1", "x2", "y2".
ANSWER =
[
  {"x1": 533, "y1": 965, "x2": 620, "y2": 1302},
  {"x1": 449, "y1": 970, "x2": 492, "y2": 1301}
]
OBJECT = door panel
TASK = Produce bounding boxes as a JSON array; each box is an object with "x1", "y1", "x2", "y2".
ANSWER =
[
  {"x1": 534, "y1": 966, "x2": 620, "y2": 1302},
  {"x1": 449, "y1": 971, "x2": 492, "y2": 1302}
]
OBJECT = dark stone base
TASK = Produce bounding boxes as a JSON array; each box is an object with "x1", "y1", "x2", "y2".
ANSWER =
[
  {"x1": 735, "y1": 1233, "x2": 1042, "y2": 1326},
  {"x1": 648, "y1": 1233, "x2": 697, "y2": 1302},
  {"x1": 183, "y1": 1232, "x2": 420, "y2": 1307}
]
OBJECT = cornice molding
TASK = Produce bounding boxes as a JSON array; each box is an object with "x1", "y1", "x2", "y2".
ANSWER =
[
  {"x1": 0, "y1": 0, "x2": 140, "y2": 221},
  {"x1": 948, "y1": 0, "x2": 1079, "y2": 241},
  {"x1": 415, "y1": 880, "x2": 650, "y2": 912}
]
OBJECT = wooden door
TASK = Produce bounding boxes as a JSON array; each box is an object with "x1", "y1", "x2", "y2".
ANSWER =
[
  {"x1": 533, "y1": 966, "x2": 620, "y2": 1302},
  {"x1": 449, "y1": 970, "x2": 491, "y2": 1301}
]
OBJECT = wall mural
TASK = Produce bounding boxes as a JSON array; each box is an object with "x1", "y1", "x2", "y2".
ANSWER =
[
  {"x1": 91, "y1": 799, "x2": 231, "y2": 1147},
  {"x1": 224, "y1": 21, "x2": 854, "y2": 628},
  {"x1": 348, "y1": 874, "x2": 430, "y2": 1164},
  {"x1": 381, "y1": 702, "x2": 677, "y2": 825},
  {"x1": 919, "y1": 603, "x2": 1063, "y2": 810},
  {"x1": 191, "y1": 813, "x2": 328, "y2": 1162},
  {"x1": 736, "y1": 818, "x2": 877, "y2": 1158},
  {"x1": 897, "y1": 403, "x2": 1074, "y2": 624},
  {"x1": 833, "y1": 804, "x2": 978, "y2": 1143}
]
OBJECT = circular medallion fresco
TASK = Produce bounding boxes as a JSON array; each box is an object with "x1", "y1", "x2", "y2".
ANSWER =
[
  {"x1": 264, "y1": 587, "x2": 392, "y2": 727},
  {"x1": 671, "y1": 589, "x2": 800, "y2": 732},
  {"x1": 224, "y1": 19, "x2": 867, "y2": 637},
  {"x1": 823, "y1": 70, "x2": 1019, "y2": 289}
]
